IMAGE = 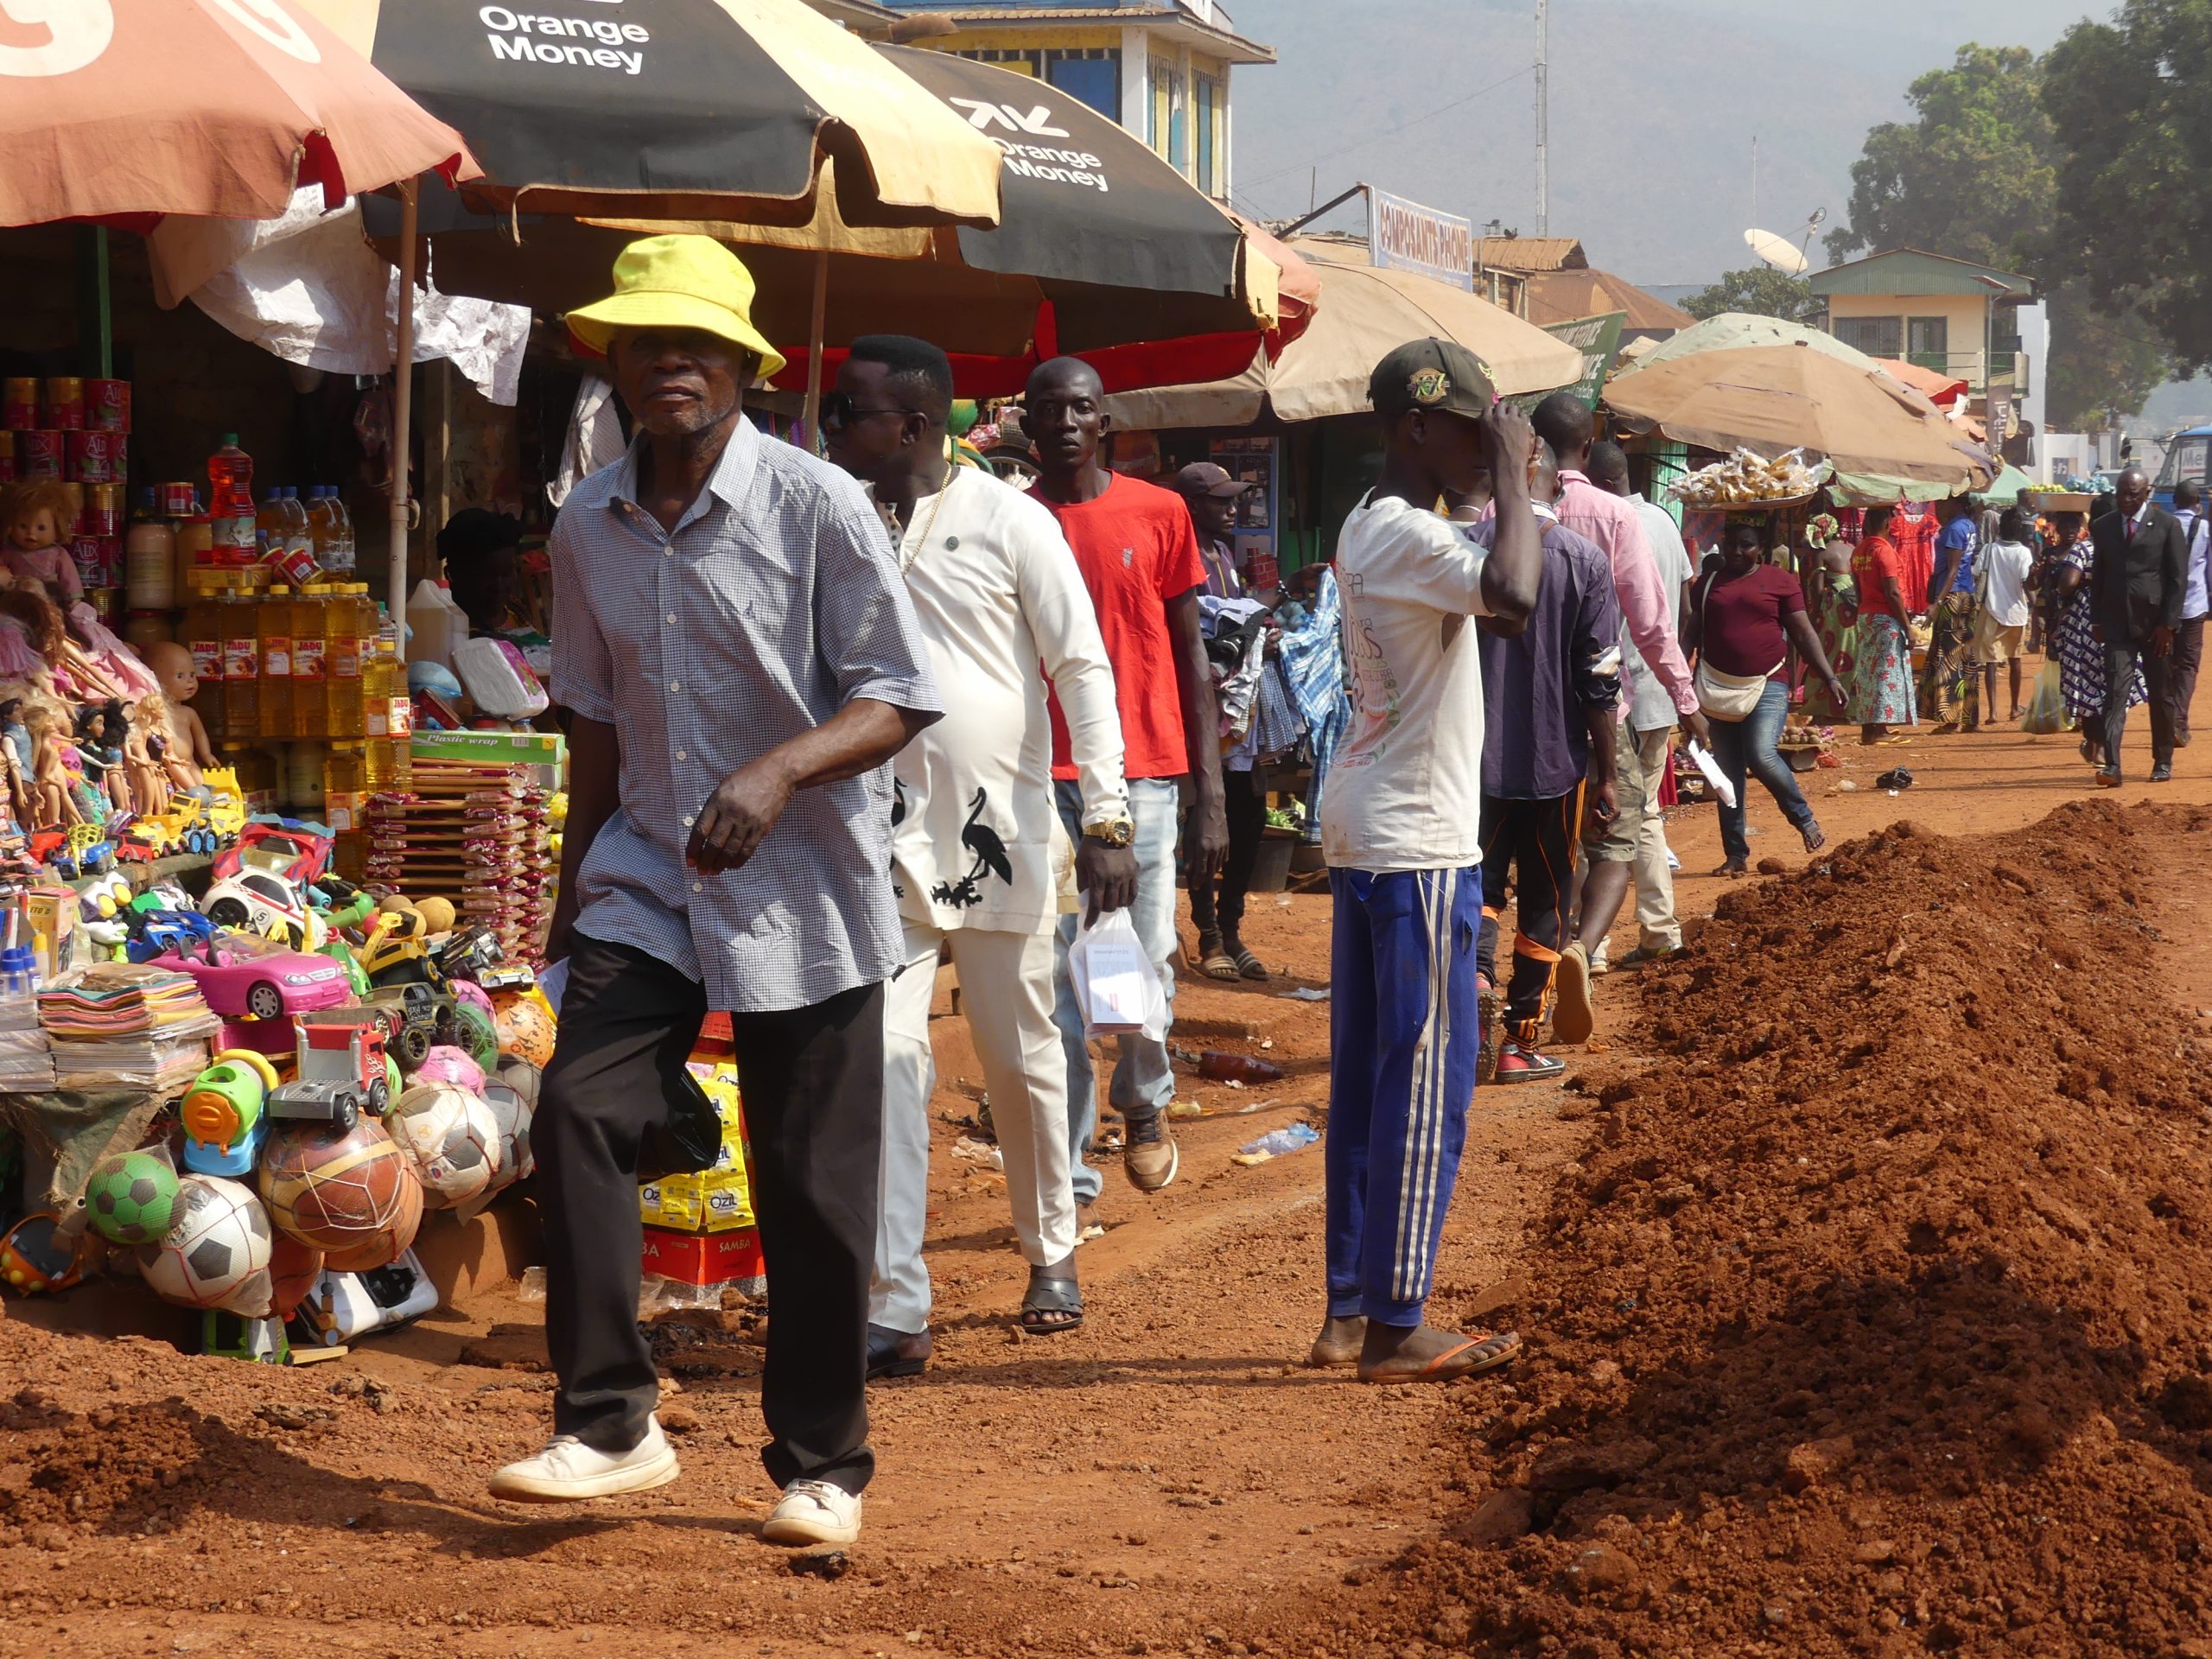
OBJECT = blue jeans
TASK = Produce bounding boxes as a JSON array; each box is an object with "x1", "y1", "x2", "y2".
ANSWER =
[
  {"x1": 1052, "y1": 777, "x2": 1182, "y2": 1206},
  {"x1": 1708, "y1": 678, "x2": 1816, "y2": 862}
]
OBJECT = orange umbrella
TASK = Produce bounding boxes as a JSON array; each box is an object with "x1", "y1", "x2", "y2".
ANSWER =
[{"x1": 0, "y1": 0, "x2": 479, "y2": 227}]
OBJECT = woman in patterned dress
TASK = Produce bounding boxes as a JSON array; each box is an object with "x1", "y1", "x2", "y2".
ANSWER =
[
  {"x1": 2051, "y1": 512, "x2": 2143, "y2": 767},
  {"x1": 1848, "y1": 505, "x2": 1918, "y2": 742}
]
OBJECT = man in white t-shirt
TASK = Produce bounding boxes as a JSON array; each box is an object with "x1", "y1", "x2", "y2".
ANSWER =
[
  {"x1": 1312, "y1": 338, "x2": 1542, "y2": 1384},
  {"x1": 1971, "y1": 505, "x2": 2039, "y2": 722},
  {"x1": 825, "y1": 337, "x2": 1135, "y2": 1370}
]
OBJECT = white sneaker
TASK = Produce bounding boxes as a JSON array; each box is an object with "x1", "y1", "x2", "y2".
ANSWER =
[
  {"x1": 760, "y1": 1478, "x2": 863, "y2": 1547},
  {"x1": 488, "y1": 1419, "x2": 679, "y2": 1502}
]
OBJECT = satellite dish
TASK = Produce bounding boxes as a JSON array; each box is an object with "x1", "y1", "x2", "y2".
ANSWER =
[{"x1": 1745, "y1": 228, "x2": 1809, "y2": 275}]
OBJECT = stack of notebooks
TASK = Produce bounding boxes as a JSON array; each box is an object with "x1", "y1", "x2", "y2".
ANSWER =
[
  {"x1": 365, "y1": 761, "x2": 553, "y2": 959},
  {"x1": 39, "y1": 963, "x2": 219, "y2": 1092},
  {"x1": 0, "y1": 990, "x2": 54, "y2": 1092}
]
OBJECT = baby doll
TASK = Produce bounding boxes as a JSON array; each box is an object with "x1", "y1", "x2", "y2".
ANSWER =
[
  {"x1": 0, "y1": 582, "x2": 108, "y2": 700},
  {"x1": 122, "y1": 699, "x2": 171, "y2": 818},
  {"x1": 22, "y1": 702, "x2": 80, "y2": 828},
  {"x1": 143, "y1": 640, "x2": 215, "y2": 794},
  {"x1": 0, "y1": 479, "x2": 84, "y2": 605}
]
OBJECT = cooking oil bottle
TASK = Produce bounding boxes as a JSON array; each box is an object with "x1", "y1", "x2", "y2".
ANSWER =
[
  {"x1": 220, "y1": 585, "x2": 258, "y2": 743},
  {"x1": 289, "y1": 583, "x2": 329, "y2": 739},
  {"x1": 257, "y1": 583, "x2": 292, "y2": 741},
  {"x1": 363, "y1": 612, "x2": 413, "y2": 791},
  {"x1": 325, "y1": 582, "x2": 365, "y2": 740},
  {"x1": 323, "y1": 741, "x2": 366, "y2": 880}
]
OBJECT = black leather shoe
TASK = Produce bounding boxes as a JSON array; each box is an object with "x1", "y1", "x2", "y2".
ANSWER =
[
  {"x1": 866, "y1": 1324, "x2": 931, "y2": 1380},
  {"x1": 2152, "y1": 763, "x2": 2174, "y2": 782},
  {"x1": 2094, "y1": 767, "x2": 2123, "y2": 788}
]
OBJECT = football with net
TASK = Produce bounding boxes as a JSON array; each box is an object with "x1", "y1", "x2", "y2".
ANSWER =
[
  {"x1": 389, "y1": 1083, "x2": 503, "y2": 1209},
  {"x1": 84, "y1": 1149, "x2": 181, "y2": 1246},
  {"x1": 137, "y1": 1175, "x2": 273, "y2": 1311},
  {"x1": 258, "y1": 1116, "x2": 423, "y2": 1266}
]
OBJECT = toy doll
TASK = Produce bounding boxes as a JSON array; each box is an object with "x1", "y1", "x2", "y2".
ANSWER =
[
  {"x1": 142, "y1": 641, "x2": 214, "y2": 795},
  {"x1": 0, "y1": 695, "x2": 30, "y2": 828},
  {"x1": 23, "y1": 702, "x2": 80, "y2": 827},
  {"x1": 0, "y1": 583, "x2": 108, "y2": 700},
  {"x1": 122, "y1": 699, "x2": 171, "y2": 817},
  {"x1": 0, "y1": 479, "x2": 84, "y2": 604},
  {"x1": 75, "y1": 699, "x2": 130, "y2": 815}
]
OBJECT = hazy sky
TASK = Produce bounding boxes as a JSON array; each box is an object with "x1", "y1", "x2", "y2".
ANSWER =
[{"x1": 1229, "y1": 0, "x2": 2113, "y2": 284}]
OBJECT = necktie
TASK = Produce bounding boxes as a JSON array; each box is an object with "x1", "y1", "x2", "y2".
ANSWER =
[{"x1": 2126, "y1": 516, "x2": 2137, "y2": 543}]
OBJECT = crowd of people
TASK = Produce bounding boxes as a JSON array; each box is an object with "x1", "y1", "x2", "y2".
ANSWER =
[{"x1": 481, "y1": 233, "x2": 2210, "y2": 1549}]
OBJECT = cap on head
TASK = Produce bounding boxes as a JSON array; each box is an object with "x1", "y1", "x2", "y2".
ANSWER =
[
  {"x1": 1173, "y1": 462, "x2": 1255, "y2": 500},
  {"x1": 564, "y1": 234, "x2": 787, "y2": 378},
  {"x1": 1369, "y1": 338, "x2": 1497, "y2": 422}
]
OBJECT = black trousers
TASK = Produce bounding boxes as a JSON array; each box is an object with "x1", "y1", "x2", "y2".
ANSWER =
[
  {"x1": 537, "y1": 935, "x2": 885, "y2": 1494},
  {"x1": 2165, "y1": 618, "x2": 2204, "y2": 743},
  {"x1": 2103, "y1": 642, "x2": 2177, "y2": 774},
  {"x1": 1188, "y1": 765, "x2": 1268, "y2": 938},
  {"x1": 1475, "y1": 789, "x2": 1582, "y2": 1038}
]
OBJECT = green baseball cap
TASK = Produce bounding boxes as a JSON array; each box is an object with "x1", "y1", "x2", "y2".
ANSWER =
[{"x1": 1368, "y1": 337, "x2": 1497, "y2": 420}]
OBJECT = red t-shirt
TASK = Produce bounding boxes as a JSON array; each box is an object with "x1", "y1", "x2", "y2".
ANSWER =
[
  {"x1": 1032, "y1": 474, "x2": 1207, "y2": 780},
  {"x1": 1851, "y1": 536, "x2": 1908, "y2": 623},
  {"x1": 1698, "y1": 562, "x2": 1804, "y2": 679}
]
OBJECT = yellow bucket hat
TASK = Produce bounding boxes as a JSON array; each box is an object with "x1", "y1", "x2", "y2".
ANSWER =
[{"x1": 565, "y1": 235, "x2": 789, "y2": 379}]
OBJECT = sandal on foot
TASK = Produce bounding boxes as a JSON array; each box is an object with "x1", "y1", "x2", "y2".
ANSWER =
[
  {"x1": 1802, "y1": 826, "x2": 1826, "y2": 854},
  {"x1": 1358, "y1": 1330, "x2": 1522, "y2": 1384},
  {"x1": 1020, "y1": 1259, "x2": 1084, "y2": 1335},
  {"x1": 1308, "y1": 1317, "x2": 1365, "y2": 1369},
  {"x1": 1551, "y1": 941, "x2": 1594, "y2": 1046},
  {"x1": 1195, "y1": 933, "x2": 1239, "y2": 981},
  {"x1": 1232, "y1": 944, "x2": 1268, "y2": 982}
]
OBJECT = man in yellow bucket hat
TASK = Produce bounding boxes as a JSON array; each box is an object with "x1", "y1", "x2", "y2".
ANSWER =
[{"x1": 492, "y1": 235, "x2": 944, "y2": 1551}]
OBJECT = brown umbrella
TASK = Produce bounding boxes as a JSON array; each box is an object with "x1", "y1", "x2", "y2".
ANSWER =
[
  {"x1": 1602, "y1": 343, "x2": 1991, "y2": 488},
  {"x1": 0, "y1": 0, "x2": 478, "y2": 227}
]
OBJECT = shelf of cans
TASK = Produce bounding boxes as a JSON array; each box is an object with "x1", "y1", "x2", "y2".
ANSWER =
[{"x1": 1, "y1": 375, "x2": 134, "y2": 607}]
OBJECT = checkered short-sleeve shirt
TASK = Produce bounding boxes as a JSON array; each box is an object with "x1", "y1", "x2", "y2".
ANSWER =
[{"x1": 551, "y1": 417, "x2": 942, "y2": 1014}]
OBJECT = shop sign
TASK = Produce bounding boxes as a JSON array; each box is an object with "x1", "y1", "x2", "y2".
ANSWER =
[
  {"x1": 1538, "y1": 310, "x2": 1627, "y2": 408},
  {"x1": 1368, "y1": 188, "x2": 1474, "y2": 292}
]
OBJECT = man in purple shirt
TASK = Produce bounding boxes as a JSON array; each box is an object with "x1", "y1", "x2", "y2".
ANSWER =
[
  {"x1": 1174, "y1": 462, "x2": 1255, "y2": 600},
  {"x1": 1472, "y1": 442, "x2": 1621, "y2": 1083}
]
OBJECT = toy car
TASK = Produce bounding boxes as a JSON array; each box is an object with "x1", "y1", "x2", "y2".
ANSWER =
[
  {"x1": 212, "y1": 820, "x2": 333, "y2": 887},
  {"x1": 359, "y1": 906, "x2": 443, "y2": 988},
  {"x1": 79, "y1": 872, "x2": 134, "y2": 919},
  {"x1": 358, "y1": 982, "x2": 454, "y2": 1069},
  {"x1": 277, "y1": 1012, "x2": 397, "y2": 1128},
  {"x1": 124, "y1": 907, "x2": 215, "y2": 964},
  {"x1": 147, "y1": 932, "x2": 351, "y2": 1020},
  {"x1": 154, "y1": 795, "x2": 219, "y2": 857},
  {"x1": 200, "y1": 868, "x2": 327, "y2": 950},
  {"x1": 65, "y1": 823, "x2": 116, "y2": 878},
  {"x1": 435, "y1": 924, "x2": 506, "y2": 985},
  {"x1": 200, "y1": 766, "x2": 247, "y2": 841}
]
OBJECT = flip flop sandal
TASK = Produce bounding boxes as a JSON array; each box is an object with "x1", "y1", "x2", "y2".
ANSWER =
[
  {"x1": 1233, "y1": 945, "x2": 1268, "y2": 981},
  {"x1": 1199, "y1": 950, "x2": 1240, "y2": 981},
  {"x1": 1020, "y1": 1261, "x2": 1084, "y2": 1336},
  {"x1": 1358, "y1": 1329, "x2": 1522, "y2": 1384},
  {"x1": 1307, "y1": 1325, "x2": 1364, "y2": 1369}
]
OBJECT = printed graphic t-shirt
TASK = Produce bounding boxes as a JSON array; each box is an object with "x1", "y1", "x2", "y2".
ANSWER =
[
  {"x1": 1033, "y1": 473, "x2": 1208, "y2": 781},
  {"x1": 1320, "y1": 492, "x2": 1493, "y2": 873}
]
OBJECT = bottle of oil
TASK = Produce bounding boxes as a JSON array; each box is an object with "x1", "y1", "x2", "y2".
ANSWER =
[
  {"x1": 323, "y1": 741, "x2": 366, "y2": 880},
  {"x1": 363, "y1": 608, "x2": 413, "y2": 791},
  {"x1": 257, "y1": 583, "x2": 293, "y2": 741},
  {"x1": 289, "y1": 583, "x2": 328, "y2": 739},
  {"x1": 220, "y1": 586, "x2": 259, "y2": 742},
  {"x1": 325, "y1": 582, "x2": 365, "y2": 740},
  {"x1": 181, "y1": 573, "x2": 227, "y2": 741}
]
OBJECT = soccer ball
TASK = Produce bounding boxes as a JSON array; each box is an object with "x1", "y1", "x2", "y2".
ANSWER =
[
  {"x1": 137, "y1": 1176, "x2": 273, "y2": 1312},
  {"x1": 492, "y1": 993, "x2": 556, "y2": 1068},
  {"x1": 388, "y1": 1084, "x2": 502, "y2": 1209},
  {"x1": 259, "y1": 1116, "x2": 423, "y2": 1266},
  {"x1": 456, "y1": 1073, "x2": 537, "y2": 1219},
  {"x1": 411, "y1": 1045, "x2": 485, "y2": 1094},
  {"x1": 84, "y1": 1149, "x2": 181, "y2": 1246}
]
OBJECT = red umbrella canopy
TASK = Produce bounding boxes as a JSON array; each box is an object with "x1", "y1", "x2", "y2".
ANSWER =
[{"x1": 0, "y1": 0, "x2": 478, "y2": 228}]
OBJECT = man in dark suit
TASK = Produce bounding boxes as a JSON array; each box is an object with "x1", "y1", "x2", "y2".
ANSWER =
[{"x1": 2090, "y1": 467, "x2": 2191, "y2": 785}]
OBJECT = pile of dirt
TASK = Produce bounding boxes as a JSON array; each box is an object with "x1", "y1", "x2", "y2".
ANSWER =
[{"x1": 1305, "y1": 801, "x2": 2212, "y2": 1658}]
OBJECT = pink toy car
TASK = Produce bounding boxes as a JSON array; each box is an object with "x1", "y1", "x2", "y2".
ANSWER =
[{"x1": 148, "y1": 932, "x2": 352, "y2": 1022}]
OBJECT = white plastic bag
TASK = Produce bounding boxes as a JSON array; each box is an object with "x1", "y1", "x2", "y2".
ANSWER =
[
  {"x1": 1066, "y1": 905, "x2": 1169, "y2": 1043},
  {"x1": 1686, "y1": 741, "x2": 1738, "y2": 810}
]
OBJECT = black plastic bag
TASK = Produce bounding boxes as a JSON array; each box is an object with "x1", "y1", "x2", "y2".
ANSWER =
[{"x1": 637, "y1": 1067, "x2": 721, "y2": 1184}]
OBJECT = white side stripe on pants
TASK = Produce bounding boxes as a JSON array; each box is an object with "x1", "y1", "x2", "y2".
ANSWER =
[{"x1": 1392, "y1": 868, "x2": 1458, "y2": 1303}]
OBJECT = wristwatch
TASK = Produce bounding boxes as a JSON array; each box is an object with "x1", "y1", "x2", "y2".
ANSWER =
[{"x1": 1082, "y1": 816, "x2": 1136, "y2": 849}]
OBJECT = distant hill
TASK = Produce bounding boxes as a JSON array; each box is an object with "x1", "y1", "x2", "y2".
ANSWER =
[{"x1": 1230, "y1": 0, "x2": 2095, "y2": 289}]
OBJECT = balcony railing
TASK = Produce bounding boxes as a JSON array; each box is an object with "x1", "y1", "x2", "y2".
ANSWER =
[{"x1": 1902, "y1": 349, "x2": 2024, "y2": 393}]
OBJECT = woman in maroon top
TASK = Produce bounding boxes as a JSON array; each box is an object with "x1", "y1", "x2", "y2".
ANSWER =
[{"x1": 1685, "y1": 521, "x2": 1849, "y2": 875}]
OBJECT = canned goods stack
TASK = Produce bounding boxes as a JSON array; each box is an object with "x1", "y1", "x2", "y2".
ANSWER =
[{"x1": 0, "y1": 374, "x2": 132, "y2": 608}]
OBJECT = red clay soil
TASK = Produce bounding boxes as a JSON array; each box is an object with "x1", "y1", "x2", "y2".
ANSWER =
[{"x1": 1294, "y1": 799, "x2": 2212, "y2": 1659}]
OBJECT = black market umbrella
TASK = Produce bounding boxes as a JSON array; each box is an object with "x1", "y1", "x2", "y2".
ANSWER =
[{"x1": 368, "y1": 45, "x2": 1302, "y2": 398}]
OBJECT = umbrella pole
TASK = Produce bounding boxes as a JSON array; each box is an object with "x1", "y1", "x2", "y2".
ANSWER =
[
  {"x1": 389, "y1": 177, "x2": 421, "y2": 661},
  {"x1": 802, "y1": 248, "x2": 829, "y2": 453}
]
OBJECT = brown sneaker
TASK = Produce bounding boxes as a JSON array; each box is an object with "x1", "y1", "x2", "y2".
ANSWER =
[{"x1": 1122, "y1": 1110, "x2": 1180, "y2": 1192}]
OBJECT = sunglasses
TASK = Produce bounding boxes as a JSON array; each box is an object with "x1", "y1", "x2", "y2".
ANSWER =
[{"x1": 821, "y1": 391, "x2": 917, "y2": 429}]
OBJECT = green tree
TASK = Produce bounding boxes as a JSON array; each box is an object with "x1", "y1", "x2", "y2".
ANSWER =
[
  {"x1": 1681, "y1": 266, "x2": 1822, "y2": 324},
  {"x1": 1823, "y1": 41, "x2": 2168, "y2": 429},
  {"x1": 2043, "y1": 0, "x2": 2212, "y2": 378}
]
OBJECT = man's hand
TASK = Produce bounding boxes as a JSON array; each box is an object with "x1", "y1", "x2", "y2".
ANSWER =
[
  {"x1": 1681, "y1": 708, "x2": 1714, "y2": 751},
  {"x1": 1478, "y1": 400, "x2": 1535, "y2": 482},
  {"x1": 688, "y1": 759, "x2": 795, "y2": 874},
  {"x1": 1187, "y1": 785, "x2": 1230, "y2": 884},
  {"x1": 1077, "y1": 837, "x2": 1140, "y2": 925},
  {"x1": 2151, "y1": 625, "x2": 2176, "y2": 658},
  {"x1": 1586, "y1": 778, "x2": 1619, "y2": 832}
]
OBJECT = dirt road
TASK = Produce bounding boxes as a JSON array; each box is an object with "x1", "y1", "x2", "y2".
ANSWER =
[{"x1": 1, "y1": 695, "x2": 2205, "y2": 1657}]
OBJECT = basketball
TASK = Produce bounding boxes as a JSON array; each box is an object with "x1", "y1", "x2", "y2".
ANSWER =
[
  {"x1": 258, "y1": 1116, "x2": 423, "y2": 1263},
  {"x1": 320, "y1": 1173, "x2": 423, "y2": 1273}
]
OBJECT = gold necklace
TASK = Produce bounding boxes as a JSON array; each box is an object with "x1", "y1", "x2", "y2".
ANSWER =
[{"x1": 898, "y1": 468, "x2": 957, "y2": 576}]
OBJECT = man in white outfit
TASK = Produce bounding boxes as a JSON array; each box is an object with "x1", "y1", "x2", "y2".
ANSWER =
[{"x1": 825, "y1": 337, "x2": 1135, "y2": 1371}]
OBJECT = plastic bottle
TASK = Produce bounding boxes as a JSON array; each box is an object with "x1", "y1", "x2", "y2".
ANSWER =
[
  {"x1": 207, "y1": 435, "x2": 255, "y2": 567},
  {"x1": 324, "y1": 743, "x2": 366, "y2": 880},
  {"x1": 325, "y1": 582, "x2": 365, "y2": 739},
  {"x1": 327, "y1": 489, "x2": 356, "y2": 576},
  {"x1": 124, "y1": 488, "x2": 175, "y2": 612},
  {"x1": 1196, "y1": 1051, "x2": 1286, "y2": 1084},
  {"x1": 221, "y1": 586, "x2": 259, "y2": 741},
  {"x1": 256, "y1": 486, "x2": 289, "y2": 562},
  {"x1": 405, "y1": 577, "x2": 456, "y2": 671},
  {"x1": 302, "y1": 486, "x2": 335, "y2": 576},
  {"x1": 289, "y1": 584, "x2": 328, "y2": 739},
  {"x1": 439, "y1": 578, "x2": 472, "y2": 649},
  {"x1": 363, "y1": 611, "x2": 414, "y2": 792},
  {"x1": 181, "y1": 575, "x2": 227, "y2": 741},
  {"x1": 173, "y1": 508, "x2": 212, "y2": 598},
  {"x1": 257, "y1": 583, "x2": 293, "y2": 741}
]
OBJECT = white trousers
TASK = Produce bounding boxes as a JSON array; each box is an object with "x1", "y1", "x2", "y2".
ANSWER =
[{"x1": 871, "y1": 918, "x2": 1075, "y2": 1335}]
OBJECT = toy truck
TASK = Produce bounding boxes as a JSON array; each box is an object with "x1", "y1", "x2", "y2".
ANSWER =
[
  {"x1": 357, "y1": 982, "x2": 454, "y2": 1069},
  {"x1": 271, "y1": 1011, "x2": 395, "y2": 1133}
]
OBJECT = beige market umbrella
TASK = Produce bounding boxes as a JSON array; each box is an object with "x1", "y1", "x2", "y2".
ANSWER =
[
  {"x1": 1103, "y1": 247, "x2": 1583, "y2": 430},
  {"x1": 1602, "y1": 343, "x2": 1990, "y2": 488}
]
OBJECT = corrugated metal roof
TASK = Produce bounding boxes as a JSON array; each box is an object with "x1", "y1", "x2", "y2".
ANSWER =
[
  {"x1": 887, "y1": 3, "x2": 1274, "y2": 60},
  {"x1": 1808, "y1": 247, "x2": 2034, "y2": 299},
  {"x1": 1527, "y1": 269, "x2": 1693, "y2": 333},
  {"x1": 1472, "y1": 235, "x2": 1587, "y2": 273}
]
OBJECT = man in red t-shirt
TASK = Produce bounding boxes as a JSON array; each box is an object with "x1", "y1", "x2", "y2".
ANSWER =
[{"x1": 1027, "y1": 356, "x2": 1227, "y2": 1212}]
